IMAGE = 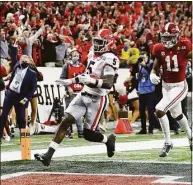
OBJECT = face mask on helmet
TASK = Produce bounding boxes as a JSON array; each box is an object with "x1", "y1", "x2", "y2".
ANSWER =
[
  {"x1": 92, "y1": 37, "x2": 108, "y2": 53},
  {"x1": 161, "y1": 23, "x2": 180, "y2": 49},
  {"x1": 161, "y1": 34, "x2": 179, "y2": 49}
]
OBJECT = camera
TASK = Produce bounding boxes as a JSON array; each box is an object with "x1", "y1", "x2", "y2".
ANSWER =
[{"x1": 52, "y1": 98, "x2": 64, "y2": 123}]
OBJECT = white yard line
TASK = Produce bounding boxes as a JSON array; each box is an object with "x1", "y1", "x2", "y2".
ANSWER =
[{"x1": 1, "y1": 138, "x2": 190, "y2": 162}]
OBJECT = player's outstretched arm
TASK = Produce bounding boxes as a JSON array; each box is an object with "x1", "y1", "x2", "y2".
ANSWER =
[
  {"x1": 78, "y1": 74, "x2": 114, "y2": 89},
  {"x1": 55, "y1": 76, "x2": 78, "y2": 86},
  {"x1": 55, "y1": 73, "x2": 96, "y2": 87}
]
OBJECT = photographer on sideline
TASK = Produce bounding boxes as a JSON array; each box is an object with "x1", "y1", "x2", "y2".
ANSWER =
[
  {"x1": 59, "y1": 48, "x2": 86, "y2": 138},
  {"x1": 134, "y1": 51, "x2": 159, "y2": 134}
]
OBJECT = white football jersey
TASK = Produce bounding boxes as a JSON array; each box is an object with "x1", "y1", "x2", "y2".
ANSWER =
[{"x1": 83, "y1": 49, "x2": 119, "y2": 96}]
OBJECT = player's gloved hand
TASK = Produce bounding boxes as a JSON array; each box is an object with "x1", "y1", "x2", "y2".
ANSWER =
[
  {"x1": 150, "y1": 73, "x2": 160, "y2": 85},
  {"x1": 55, "y1": 79, "x2": 73, "y2": 86},
  {"x1": 79, "y1": 74, "x2": 96, "y2": 85},
  {"x1": 20, "y1": 98, "x2": 28, "y2": 105}
]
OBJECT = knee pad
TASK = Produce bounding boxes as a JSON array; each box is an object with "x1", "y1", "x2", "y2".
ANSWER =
[
  {"x1": 84, "y1": 128, "x2": 103, "y2": 142},
  {"x1": 174, "y1": 114, "x2": 183, "y2": 121}
]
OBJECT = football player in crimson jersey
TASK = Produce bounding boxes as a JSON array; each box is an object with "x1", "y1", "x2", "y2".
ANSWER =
[
  {"x1": 150, "y1": 22, "x2": 192, "y2": 157},
  {"x1": 34, "y1": 29, "x2": 120, "y2": 166}
]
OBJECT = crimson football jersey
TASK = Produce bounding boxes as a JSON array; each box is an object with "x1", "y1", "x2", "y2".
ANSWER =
[
  {"x1": 67, "y1": 64, "x2": 86, "y2": 91},
  {"x1": 152, "y1": 39, "x2": 192, "y2": 83}
]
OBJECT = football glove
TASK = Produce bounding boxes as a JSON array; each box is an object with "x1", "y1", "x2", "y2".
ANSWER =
[
  {"x1": 150, "y1": 73, "x2": 160, "y2": 85},
  {"x1": 79, "y1": 74, "x2": 96, "y2": 85}
]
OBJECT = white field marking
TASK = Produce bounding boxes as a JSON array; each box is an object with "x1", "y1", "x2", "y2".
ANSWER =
[
  {"x1": 1, "y1": 171, "x2": 191, "y2": 184},
  {"x1": 1, "y1": 141, "x2": 73, "y2": 147},
  {"x1": 152, "y1": 176, "x2": 191, "y2": 184},
  {"x1": 54, "y1": 158, "x2": 192, "y2": 165},
  {"x1": 1, "y1": 138, "x2": 190, "y2": 162}
]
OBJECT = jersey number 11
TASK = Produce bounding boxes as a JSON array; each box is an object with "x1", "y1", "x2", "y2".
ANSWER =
[{"x1": 165, "y1": 55, "x2": 179, "y2": 72}]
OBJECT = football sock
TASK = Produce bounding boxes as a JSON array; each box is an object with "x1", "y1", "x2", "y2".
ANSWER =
[
  {"x1": 102, "y1": 135, "x2": 108, "y2": 143},
  {"x1": 47, "y1": 141, "x2": 59, "y2": 157},
  {"x1": 177, "y1": 114, "x2": 192, "y2": 139},
  {"x1": 49, "y1": 141, "x2": 59, "y2": 151},
  {"x1": 159, "y1": 115, "x2": 172, "y2": 144}
]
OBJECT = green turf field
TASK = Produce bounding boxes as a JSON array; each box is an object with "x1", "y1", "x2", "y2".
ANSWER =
[{"x1": 1, "y1": 128, "x2": 192, "y2": 184}]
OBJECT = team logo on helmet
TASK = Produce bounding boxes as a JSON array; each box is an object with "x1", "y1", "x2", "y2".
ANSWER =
[{"x1": 160, "y1": 22, "x2": 180, "y2": 49}]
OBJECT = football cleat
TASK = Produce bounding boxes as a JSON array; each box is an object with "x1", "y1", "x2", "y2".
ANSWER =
[
  {"x1": 105, "y1": 134, "x2": 116, "y2": 157},
  {"x1": 136, "y1": 130, "x2": 147, "y2": 134},
  {"x1": 34, "y1": 153, "x2": 51, "y2": 167},
  {"x1": 159, "y1": 143, "x2": 173, "y2": 157}
]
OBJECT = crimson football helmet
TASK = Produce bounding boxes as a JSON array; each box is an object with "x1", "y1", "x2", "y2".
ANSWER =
[
  {"x1": 92, "y1": 29, "x2": 115, "y2": 53},
  {"x1": 160, "y1": 22, "x2": 180, "y2": 49}
]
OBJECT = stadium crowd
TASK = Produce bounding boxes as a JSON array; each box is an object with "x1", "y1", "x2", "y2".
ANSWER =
[
  {"x1": 0, "y1": 1, "x2": 192, "y2": 141},
  {"x1": 0, "y1": 2, "x2": 192, "y2": 66}
]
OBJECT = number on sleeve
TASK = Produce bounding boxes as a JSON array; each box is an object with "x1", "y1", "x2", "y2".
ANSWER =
[
  {"x1": 165, "y1": 55, "x2": 179, "y2": 72},
  {"x1": 113, "y1": 58, "x2": 117, "y2": 65},
  {"x1": 86, "y1": 61, "x2": 95, "y2": 74}
]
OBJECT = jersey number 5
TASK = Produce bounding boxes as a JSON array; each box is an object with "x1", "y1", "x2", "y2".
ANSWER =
[
  {"x1": 86, "y1": 61, "x2": 95, "y2": 74},
  {"x1": 165, "y1": 55, "x2": 179, "y2": 72}
]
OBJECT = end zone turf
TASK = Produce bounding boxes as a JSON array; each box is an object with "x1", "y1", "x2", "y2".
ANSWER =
[{"x1": 1, "y1": 172, "x2": 191, "y2": 185}]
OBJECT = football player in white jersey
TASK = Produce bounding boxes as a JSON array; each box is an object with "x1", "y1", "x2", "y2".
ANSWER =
[{"x1": 34, "y1": 29, "x2": 120, "y2": 166}]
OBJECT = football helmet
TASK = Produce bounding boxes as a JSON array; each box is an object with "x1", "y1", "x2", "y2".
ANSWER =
[
  {"x1": 160, "y1": 22, "x2": 180, "y2": 49},
  {"x1": 92, "y1": 29, "x2": 115, "y2": 53}
]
